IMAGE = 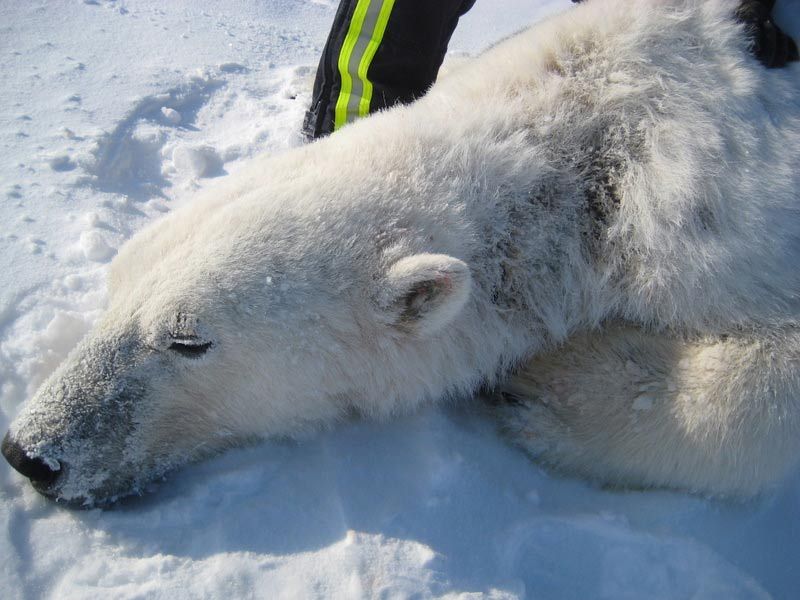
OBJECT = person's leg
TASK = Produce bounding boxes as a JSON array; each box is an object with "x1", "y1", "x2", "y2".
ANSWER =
[
  {"x1": 736, "y1": 0, "x2": 799, "y2": 68},
  {"x1": 303, "y1": 0, "x2": 476, "y2": 140}
]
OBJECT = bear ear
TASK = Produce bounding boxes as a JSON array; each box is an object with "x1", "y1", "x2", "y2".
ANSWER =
[{"x1": 378, "y1": 253, "x2": 472, "y2": 336}]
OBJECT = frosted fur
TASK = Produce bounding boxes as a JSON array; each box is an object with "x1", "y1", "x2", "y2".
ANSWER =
[{"x1": 6, "y1": 0, "x2": 800, "y2": 504}]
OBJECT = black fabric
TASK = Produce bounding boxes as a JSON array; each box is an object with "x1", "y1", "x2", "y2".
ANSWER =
[
  {"x1": 302, "y1": 0, "x2": 358, "y2": 141},
  {"x1": 736, "y1": 0, "x2": 799, "y2": 68},
  {"x1": 303, "y1": 0, "x2": 476, "y2": 140}
]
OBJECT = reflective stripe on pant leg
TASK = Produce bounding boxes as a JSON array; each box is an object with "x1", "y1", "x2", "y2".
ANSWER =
[{"x1": 333, "y1": 0, "x2": 397, "y2": 131}]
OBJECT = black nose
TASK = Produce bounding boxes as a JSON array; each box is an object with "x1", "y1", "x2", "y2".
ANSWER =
[{"x1": 1, "y1": 431, "x2": 60, "y2": 485}]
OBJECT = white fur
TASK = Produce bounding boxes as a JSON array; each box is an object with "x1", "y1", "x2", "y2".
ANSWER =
[{"x1": 6, "y1": 0, "x2": 800, "y2": 503}]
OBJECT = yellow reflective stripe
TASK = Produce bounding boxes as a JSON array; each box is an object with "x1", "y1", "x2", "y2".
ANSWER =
[
  {"x1": 357, "y1": 0, "x2": 396, "y2": 119},
  {"x1": 334, "y1": 0, "x2": 371, "y2": 130},
  {"x1": 333, "y1": 0, "x2": 396, "y2": 130}
]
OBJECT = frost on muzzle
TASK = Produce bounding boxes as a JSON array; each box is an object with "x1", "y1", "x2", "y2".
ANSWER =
[{"x1": 1, "y1": 332, "x2": 164, "y2": 506}]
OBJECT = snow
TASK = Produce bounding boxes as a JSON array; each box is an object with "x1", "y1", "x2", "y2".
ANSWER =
[
  {"x1": 160, "y1": 107, "x2": 182, "y2": 125},
  {"x1": 79, "y1": 230, "x2": 116, "y2": 262},
  {"x1": 1, "y1": 0, "x2": 799, "y2": 598}
]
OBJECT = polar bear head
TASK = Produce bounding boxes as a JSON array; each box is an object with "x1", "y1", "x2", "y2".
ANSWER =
[{"x1": 1, "y1": 144, "x2": 479, "y2": 506}]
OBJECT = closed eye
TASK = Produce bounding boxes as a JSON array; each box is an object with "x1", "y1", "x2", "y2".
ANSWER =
[{"x1": 169, "y1": 340, "x2": 213, "y2": 358}]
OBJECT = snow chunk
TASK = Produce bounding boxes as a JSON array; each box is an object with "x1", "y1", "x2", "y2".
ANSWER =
[
  {"x1": 161, "y1": 107, "x2": 182, "y2": 125},
  {"x1": 83, "y1": 211, "x2": 101, "y2": 227},
  {"x1": 218, "y1": 62, "x2": 248, "y2": 73},
  {"x1": 63, "y1": 274, "x2": 83, "y2": 291},
  {"x1": 79, "y1": 230, "x2": 115, "y2": 262},
  {"x1": 172, "y1": 144, "x2": 223, "y2": 178},
  {"x1": 48, "y1": 155, "x2": 77, "y2": 171}
]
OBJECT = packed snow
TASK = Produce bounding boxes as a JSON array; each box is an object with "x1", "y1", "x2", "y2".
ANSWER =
[{"x1": 1, "y1": 0, "x2": 799, "y2": 598}]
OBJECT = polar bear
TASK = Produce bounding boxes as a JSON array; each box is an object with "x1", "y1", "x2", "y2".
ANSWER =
[{"x1": 3, "y1": 0, "x2": 800, "y2": 505}]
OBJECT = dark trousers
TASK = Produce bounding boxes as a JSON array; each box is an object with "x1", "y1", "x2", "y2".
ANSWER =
[
  {"x1": 302, "y1": 0, "x2": 796, "y2": 141},
  {"x1": 303, "y1": 0, "x2": 476, "y2": 140}
]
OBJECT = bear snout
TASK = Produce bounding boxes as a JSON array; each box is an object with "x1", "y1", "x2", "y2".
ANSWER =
[{"x1": 1, "y1": 431, "x2": 61, "y2": 490}]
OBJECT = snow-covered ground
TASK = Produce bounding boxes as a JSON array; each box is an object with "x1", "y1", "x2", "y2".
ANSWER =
[{"x1": 1, "y1": 0, "x2": 799, "y2": 598}]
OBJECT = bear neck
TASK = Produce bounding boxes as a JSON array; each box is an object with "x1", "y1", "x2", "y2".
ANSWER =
[{"x1": 310, "y1": 110, "x2": 608, "y2": 404}]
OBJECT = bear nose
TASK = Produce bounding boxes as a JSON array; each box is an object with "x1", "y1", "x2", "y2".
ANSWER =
[{"x1": 1, "y1": 432, "x2": 61, "y2": 486}]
